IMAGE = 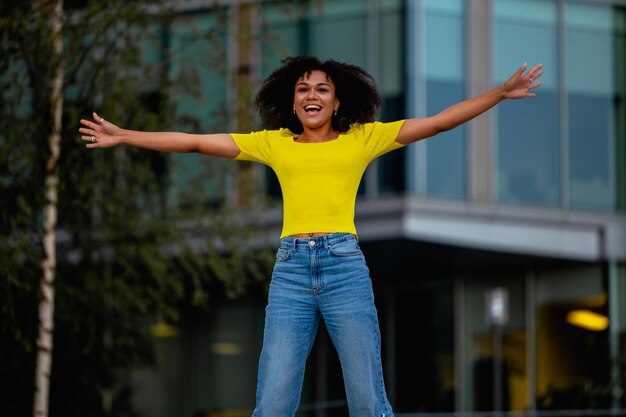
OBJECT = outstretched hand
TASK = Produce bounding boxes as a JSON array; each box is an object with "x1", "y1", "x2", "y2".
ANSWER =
[
  {"x1": 502, "y1": 62, "x2": 543, "y2": 99},
  {"x1": 79, "y1": 112, "x2": 122, "y2": 148}
]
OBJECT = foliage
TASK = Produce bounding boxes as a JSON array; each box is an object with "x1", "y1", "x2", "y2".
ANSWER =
[{"x1": 0, "y1": 1, "x2": 274, "y2": 416}]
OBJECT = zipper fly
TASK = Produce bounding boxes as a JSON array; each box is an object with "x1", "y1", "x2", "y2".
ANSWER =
[{"x1": 308, "y1": 239, "x2": 323, "y2": 295}]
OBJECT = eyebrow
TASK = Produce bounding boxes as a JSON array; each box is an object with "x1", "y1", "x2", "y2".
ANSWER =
[{"x1": 296, "y1": 81, "x2": 332, "y2": 87}]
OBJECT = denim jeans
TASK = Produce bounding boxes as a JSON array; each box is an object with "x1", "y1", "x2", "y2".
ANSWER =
[{"x1": 252, "y1": 233, "x2": 393, "y2": 417}]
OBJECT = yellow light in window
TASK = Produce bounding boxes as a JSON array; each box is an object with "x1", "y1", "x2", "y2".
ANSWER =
[
  {"x1": 211, "y1": 342, "x2": 242, "y2": 355},
  {"x1": 150, "y1": 323, "x2": 178, "y2": 338},
  {"x1": 566, "y1": 310, "x2": 609, "y2": 331}
]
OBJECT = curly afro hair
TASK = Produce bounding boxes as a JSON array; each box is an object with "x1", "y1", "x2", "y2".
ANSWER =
[{"x1": 255, "y1": 56, "x2": 383, "y2": 134}]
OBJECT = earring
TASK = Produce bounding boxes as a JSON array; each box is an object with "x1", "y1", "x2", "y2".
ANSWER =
[{"x1": 333, "y1": 110, "x2": 337, "y2": 116}]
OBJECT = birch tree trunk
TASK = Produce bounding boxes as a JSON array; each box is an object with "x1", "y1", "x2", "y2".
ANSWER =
[{"x1": 34, "y1": 1, "x2": 64, "y2": 416}]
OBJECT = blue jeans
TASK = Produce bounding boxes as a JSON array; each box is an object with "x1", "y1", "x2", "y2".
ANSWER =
[{"x1": 252, "y1": 233, "x2": 393, "y2": 417}]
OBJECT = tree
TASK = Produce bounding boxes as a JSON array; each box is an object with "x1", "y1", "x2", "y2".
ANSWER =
[
  {"x1": 33, "y1": 1, "x2": 64, "y2": 416},
  {"x1": 0, "y1": 1, "x2": 274, "y2": 416}
]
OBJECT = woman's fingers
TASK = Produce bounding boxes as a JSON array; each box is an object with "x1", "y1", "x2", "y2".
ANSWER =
[
  {"x1": 526, "y1": 63, "x2": 544, "y2": 84},
  {"x1": 502, "y1": 63, "x2": 544, "y2": 99},
  {"x1": 80, "y1": 119, "x2": 100, "y2": 131},
  {"x1": 93, "y1": 111, "x2": 105, "y2": 125},
  {"x1": 79, "y1": 111, "x2": 106, "y2": 130},
  {"x1": 78, "y1": 112, "x2": 107, "y2": 148},
  {"x1": 80, "y1": 135, "x2": 98, "y2": 148},
  {"x1": 80, "y1": 116, "x2": 101, "y2": 147}
]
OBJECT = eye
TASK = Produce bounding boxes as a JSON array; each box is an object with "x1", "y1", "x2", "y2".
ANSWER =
[
  {"x1": 317, "y1": 87, "x2": 329, "y2": 93},
  {"x1": 297, "y1": 87, "x2": 308, "y2": 93}
]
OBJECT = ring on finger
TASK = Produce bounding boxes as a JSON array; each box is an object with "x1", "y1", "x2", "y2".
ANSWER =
[
  {"x1": 100, "y1": 117, "x2": 104, "y2": 124},
  {"x1": 91, "y1": 136, "x2": 97, "y2": 143}
]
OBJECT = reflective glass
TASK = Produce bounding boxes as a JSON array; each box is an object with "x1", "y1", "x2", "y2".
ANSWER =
[
  {"x1": 261, "y1": 4, "x2": 301, "y2": 78},
  {"x1": 494, "y1": 0, "x2": 560, "y2": 206},
  {"x1": 261, "y1": 1, "x2": 369, "y2": 75},
  {"x1": 168, "y1": 12, "x2": 230, "y2": 209},
  {"x1": 169, "y1": 13, "x2": 227, "y2": 129},
  {"x1": 566, "y1": 3, "x2": 624, "y2": 211},
  {"x1": 309, "y1": 0, "x2": 368, "y2": 68},
  {"x1": 461, "y1": 277, "x2": 528, "y2": 412},
  {"x1": 380, "y1": 0, "x2": 404, "y2": 98},
  {"x1": 390, "y1": 279, "x2": 455, "y2": 412},
  {"x1": 535, "y1": 267, "x2": 610, "y2": 410},
  {"x1": 425, "y1": 0, "x2": 466, "y2": 199},
  {"x1": 377, "y1": 0, "x2": 406, "y2": 194}
]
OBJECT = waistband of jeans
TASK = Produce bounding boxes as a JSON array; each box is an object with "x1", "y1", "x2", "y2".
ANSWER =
[{"x1": 280, "y1": 232, "x2": 356, "y2": 250}]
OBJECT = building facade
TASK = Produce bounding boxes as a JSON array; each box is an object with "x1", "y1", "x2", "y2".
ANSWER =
[{"x1": 131, "y1": 1, "x2": 626, "y2": 416}]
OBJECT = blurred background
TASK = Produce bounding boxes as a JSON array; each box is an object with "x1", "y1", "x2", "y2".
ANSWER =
[{"x1": 1, "y1": 0, "x2": 625, "y2": 416}]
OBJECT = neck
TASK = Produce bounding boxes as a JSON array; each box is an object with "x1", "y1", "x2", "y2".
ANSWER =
[{"x1": 297, "y1": 125, "x2": 339, "y2": 143}]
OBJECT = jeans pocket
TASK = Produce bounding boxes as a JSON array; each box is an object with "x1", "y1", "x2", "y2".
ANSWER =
[
  {"x1": 328, "y1": 239, "x2": 362, "y2": 257},
  {"x1": 275, "y1": 247, "x2": 293, "y2": 262}
]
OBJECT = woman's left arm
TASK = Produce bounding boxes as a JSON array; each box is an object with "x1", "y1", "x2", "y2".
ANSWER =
[{"x1": 396, "y1": 62, "x2": 543, "y2": 145}]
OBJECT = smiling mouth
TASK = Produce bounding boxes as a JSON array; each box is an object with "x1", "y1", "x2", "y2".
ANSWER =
[{"x1": 304, "y1": 104, "x2": 322, "y2": 114}]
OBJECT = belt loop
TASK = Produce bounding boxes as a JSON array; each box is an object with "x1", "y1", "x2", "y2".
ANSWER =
[{"x1": 291, "y1": 237, "x2": 297, "y2": 252}]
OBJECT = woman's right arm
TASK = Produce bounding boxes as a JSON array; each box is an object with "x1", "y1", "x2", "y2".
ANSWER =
[{"x1": 79, "y1": 112, "x2": 241, "y2": 159}]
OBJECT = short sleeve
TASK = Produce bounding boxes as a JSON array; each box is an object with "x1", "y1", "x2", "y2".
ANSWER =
[
  {"x1": 359, "y1": 120, "x2": 407, "y2": 163},
  {"x1": 230, "y1": 130, "x2": 273, "y2": 165}
]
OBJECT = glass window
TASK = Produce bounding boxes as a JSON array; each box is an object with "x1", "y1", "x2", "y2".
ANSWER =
[
  {"x1": 611, "y1": 262, "x2": 626, "y2": 410},
  {"x1": 494, "y1": 0, "x2": 560, "y2": 207},
  {"x1": 461, "y1": 276, "x2": 528, "y2": 412},
  {"x1": 169, "y1": 12, "x2": 227, "y2": 130},
  {"x1": 261, "y1": 4, "x2": 302, "y2": 77},
  {"x1": 380, "y1": 0, "x2": 404, "y2": 98},
  {"x1": 377, "y1": 0, "x2": 406, "y2": 194},
  {"x1": 535, "y1": 266, "x2": 610, "y2": 410},
  {"x1": 308, "y1": 0, "x2": 368, "y2": 67},
  {"x1": 566, "y1": 3, "x2": 624, "y2": 212},
  {"x1": 167, "y1": 11, "x2": 231, "y2": 209},
  {"x1": 425, "y1": 0, "x2": 466, "y2": 199},
  {"x1": 361, "y1": 239, "x2": 458, "y2": 415},
  {"x1": 132, "y1": 300, "x2": 265, "y2": 416},
  {"x1": 263, "y1": 0, "x2": 370, "y2": 67},
  {"x1": 617, "y1": 9, "x2": 626, "y2": 213},
  {"x1": 388, "y1": 279, "x2": 455, "y2": 412}
]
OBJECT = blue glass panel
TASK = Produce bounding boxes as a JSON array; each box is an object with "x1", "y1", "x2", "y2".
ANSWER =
[
  {"x1": 309, "y1": 4, "x2": 367, "y2": 68},
  {"x1": 425, "y1": 0, "x2": 466, "y2": 199},
  {"x1": 566, "y1": 3, "x2": 616, "y2": 211},
  {"x1": 168, "y1": 12, "x2": 229, "y2": 207},
  {"x1": 568, "y1": 95, "x2": 613, "y2": 210},
  {"x1": 494, "y1": 0, "x2": 560, "y2": 207},
  {"x1": 378, "y1": 1, "x2": 406, "y2": 194},
  {"x1": 380, "y1": 1, "x2": 403, "y2": 97},
  {"x1": 261, "y1": 4, "x2": 302, "y2": 77},
  {"x1": 169, "y1": 13, "x2": 227, "y2": 126},
  {"x1": 426, "y1": 80, "x2": 466, "y2": 198},
  {"x1": 496, "y1": 92, "x2": 560, "y2": 205}
]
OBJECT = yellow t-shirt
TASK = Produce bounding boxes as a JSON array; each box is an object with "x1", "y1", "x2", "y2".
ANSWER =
[{"x1": 231, "y1": 120, "x2": 406, "y2": 238}]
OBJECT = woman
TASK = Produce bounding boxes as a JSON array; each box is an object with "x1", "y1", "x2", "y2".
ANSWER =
[{"x1": 80, "y1": 56, "x2": 542, "y2": 417}]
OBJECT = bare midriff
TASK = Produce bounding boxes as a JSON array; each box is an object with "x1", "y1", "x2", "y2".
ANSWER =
[{"x1": 289, "y1": 232, "x2": 331, "y2": 238}]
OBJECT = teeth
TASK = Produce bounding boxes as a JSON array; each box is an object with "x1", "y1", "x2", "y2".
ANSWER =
[{"x1": 305, "y1": 105, "x2": 321, "y2": 111}]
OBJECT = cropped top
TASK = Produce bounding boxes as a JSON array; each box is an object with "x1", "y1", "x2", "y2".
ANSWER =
[{"x1": 231, "y1": 120, "x2": 406, "y2": 238}]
